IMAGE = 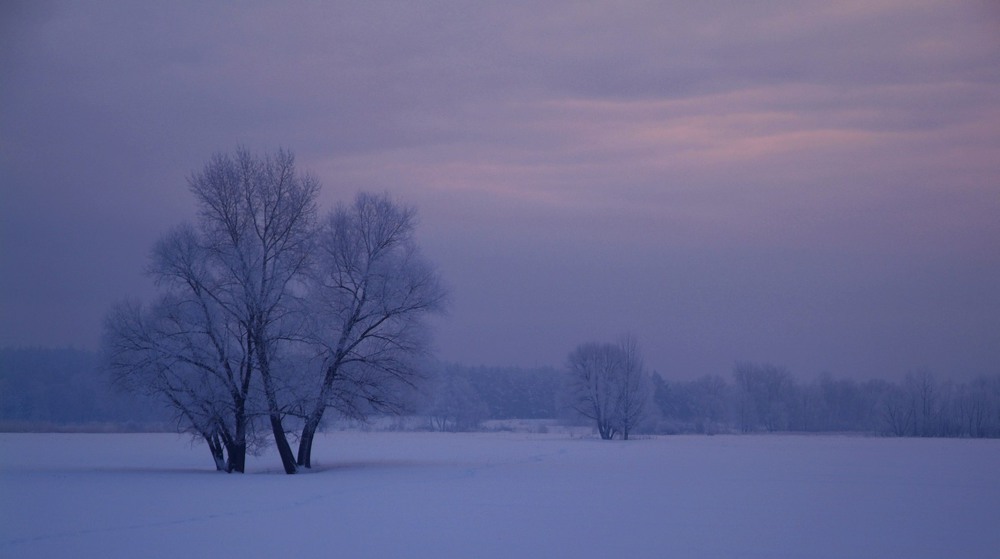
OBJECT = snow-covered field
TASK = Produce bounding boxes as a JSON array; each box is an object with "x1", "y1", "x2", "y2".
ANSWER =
[{"x1": 1, "y1": 432, "x2": 997, "y2": 558}]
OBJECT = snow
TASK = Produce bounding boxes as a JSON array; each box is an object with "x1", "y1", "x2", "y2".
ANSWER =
[{"x1": 1, "y1": 432, "x2": 998, "y2": 558}]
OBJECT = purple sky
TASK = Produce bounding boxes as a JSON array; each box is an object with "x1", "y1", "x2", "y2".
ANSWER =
[{"x1": 2, "y1": 1, "x2": 999, "y2": 380}]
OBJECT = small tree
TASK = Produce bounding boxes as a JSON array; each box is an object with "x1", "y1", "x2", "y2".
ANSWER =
[
  {"x1": 565, "y1": 336, "x2": 650, "y2": 440},
  {"x1": 958, "y1": 377, "x2": 994, "y2": 438},
  {"x1": 732, "y1": 362, "x2": 795, "y2": 432},
  {"x1": 905, "y1": 370, "x2": 938, "y2": 437},
  {"x1": 422, "y1": 367, "x2": 489, "y2": 432},
  {"x1": 614, "y1": 334, "x2": 648, "y2": 440},
  {"x1": 880, "y1": 382, "x2": 913, "y2": 436}
]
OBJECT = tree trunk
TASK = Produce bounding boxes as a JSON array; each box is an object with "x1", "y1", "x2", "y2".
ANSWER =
[
  {"x1": 255, "y1": 340, "x2": 297, "y2": 474},
  {"x1": 259, "y1": 379, "x2": 297, "y2": 474},
  {"x1": 297, "y1": 363, "x2": 338, "y2": 468},
  {"x1": 298, "y1": 401, "x2": 328, "y2": 468},
  {"x1": 598, "y1": 422, "x2": 615, "y2": 440},
  {"x1": 267, "y1": 414, "x2": 297, "y2": 474},
  {"x1": 226, "y1": 403, "x2": 248, "y2": 473},
  {"x1": 226, "y1": 441, "x2": 247, "y2": 473},
  {"x1": 297, "y1": 419, "x2": 319, "y2": 468},
  {"x1": 207, "y1": 433, "x2": 227, "y2": 471}
]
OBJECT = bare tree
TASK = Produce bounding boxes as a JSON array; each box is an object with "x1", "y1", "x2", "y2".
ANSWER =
[
  {"x1": 102, "y1": 294, "x2": 255, "y2": 472},
  {"x1": 904, "y1": 370, "x2": 938, "y2": 437},
  {"x1": 295, "y1": 192, "x2": 446, "y2": 468},
  {"x1": 104, "y1": 150, "x2": 454, "y2": 472},
  {"x1": 103, "y1": 223, "x2": 272, "y2": 472},
  {"x1": 107, "y1": 149, "x2": 316, "y2": 474},
  {"x1": 566, "y1": 342, "x2": 620, "y2": 439},
  {"x1": 733, "y1": 362, "x2": 794, "y2": 432},
  {"x1": 880, "y1": 382, "x2": 913, "y2": 436},
  {"x1": 565, "y1": 337, "x2": 650, "y2": 440},
  {"x1": 183, "y1": 147, "x2": 319, "y2": 474},
  {"x1": 422, "y1": 367, "x2": 489, "y2": 432},
  {"x1": 614, "y1": 335, "x2": 649, "y2": 440},
  {"x1": 108, "y1": 148, "x2": 318, "y2": 474},
  {"x1": 687, "y1": 374, "x2": 733, "y2": 434},
  {"x1": 958, "y1": 377, "x2": 995, "y2": 438}
]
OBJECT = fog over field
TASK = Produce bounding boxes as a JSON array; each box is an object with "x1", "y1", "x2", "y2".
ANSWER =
[{"x1": 2, "y1": 432, "x2": 998, "y2": 559}]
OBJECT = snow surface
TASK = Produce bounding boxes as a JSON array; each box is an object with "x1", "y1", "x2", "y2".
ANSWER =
[{"x1": 1, "y1": 432, "x2": 998, "y2": 558}]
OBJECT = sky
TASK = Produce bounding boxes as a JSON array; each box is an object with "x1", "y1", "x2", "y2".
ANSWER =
[{"x1": 2, "y1": 0, "x2": 998, "y2": 381}]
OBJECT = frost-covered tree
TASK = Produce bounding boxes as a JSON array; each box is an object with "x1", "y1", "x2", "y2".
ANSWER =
[
  {"x1": 294, "y1": 192, "x2": 446, "y2": 468},
  {"x1": 566, "y1": 342, "x2": 619, "y2": 439},
  {"x1": 565, "y1": 337, "x2": 650, "y2": 440},
  {"x1": 613, "y1": 335, "x2": 649, "y2": 440},
  {"x1": 105, "y1": 148, "x2": 318, "y2": 474},
  {"x1": 422, "y1": 367, "x2": 489, "y2": 432},
  {"x1": 733, "y1": 362, "x2": 795, "y2": 432},
  {"x1": 105, "y1": 223, "x2": 270, "y2": 472},
  {"x1": 103, "y1": 292, "x2": 257, "y2": 472},
  {"x1": 879, "y1": 382, "x2": 913, "y2": 436},
  {"x1": 904, "y1": 370, "x2": 938, "y2": 437},
  {"x1": 957, "y1": 376, "x2": 996, "y2": 438},
  {"x1": 105, "y1": 150, "x2": 450, "y2": 473},
  {"x1": 185, "y1": 148, "x2": 319, "y2": 474}
]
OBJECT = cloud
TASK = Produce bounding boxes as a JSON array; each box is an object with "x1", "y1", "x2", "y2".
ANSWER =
[{"x1": 1, "y1": 0, "x2": 997, "y2": 379}]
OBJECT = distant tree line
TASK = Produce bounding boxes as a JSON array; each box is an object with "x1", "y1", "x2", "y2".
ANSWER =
[
  {"x1": 419, "y1": 360, "x2": 1000, "y2": 439},
  {"x1": 650, "y1": 363, "x2": 1000, "y2": 438},
  {"x1": 417, "y1": 363, "x2": 562, "y2": 431},
  {"x1": 0, "y1": 348, "x2": 167, "y2": 430},
  {"x1": 6, "y1": 346, "x2": 999, "y2": 440}
]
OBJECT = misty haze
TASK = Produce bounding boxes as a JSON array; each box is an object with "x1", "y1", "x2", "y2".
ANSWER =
[{"x1": 2, "y1": 1, "x2": 998, "y2": 558}]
